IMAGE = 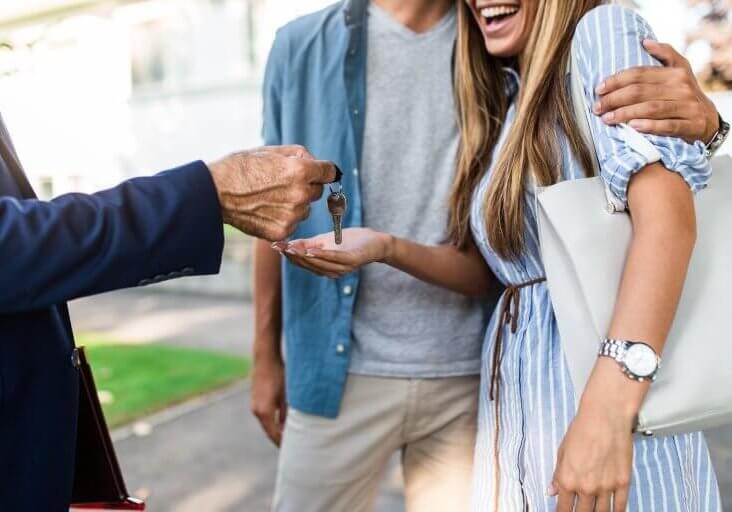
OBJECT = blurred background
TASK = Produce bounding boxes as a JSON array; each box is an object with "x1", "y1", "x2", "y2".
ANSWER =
[{"x1": 0, "y1": 1, "x2": 730, "y2": 511}]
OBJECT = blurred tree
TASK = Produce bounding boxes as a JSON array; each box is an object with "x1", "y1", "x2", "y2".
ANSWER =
[{"x1": 687, "y1": 0, "x2": 732, "y2": 89}]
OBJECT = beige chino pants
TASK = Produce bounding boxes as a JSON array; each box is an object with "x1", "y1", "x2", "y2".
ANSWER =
[{"x1": 273, "y1": 375, "x2": 479, "y2": 512}]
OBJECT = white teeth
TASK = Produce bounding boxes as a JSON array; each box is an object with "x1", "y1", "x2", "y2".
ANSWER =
[{"x1": 480, "y1": 5, "x2": 519, "y2": 20}]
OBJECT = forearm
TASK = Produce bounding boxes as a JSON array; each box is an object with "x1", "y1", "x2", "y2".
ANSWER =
[
  {"x1": 580, "y1": 163, "x2": 696, "y2": 419},
  {"x1": 384, "y1": 234, "x2": 493, "y2": 298},
  {"x1": 253, "y1": 239, "x2": 283, "y2": 362}
]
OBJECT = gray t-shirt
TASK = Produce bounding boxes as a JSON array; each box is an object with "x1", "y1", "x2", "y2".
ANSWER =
[{"x1": 349, "y1": 4, "x2": 488, "y2": 378}]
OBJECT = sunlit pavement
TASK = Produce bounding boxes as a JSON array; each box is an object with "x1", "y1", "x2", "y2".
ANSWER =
[
  {"x1": 70, "y1": 290, "x2": 732, "y2": 510},
  {"x1": 69, "y1": 288, "x2": 253, "y2": 355},
  {"x1": 110, "y1": 383, "x2": 404, "y2": 511},
  {"x1": 70, "y1": 289, "x2": 404, "y2": 511}
]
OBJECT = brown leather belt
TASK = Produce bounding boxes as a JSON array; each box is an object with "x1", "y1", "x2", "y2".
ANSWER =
[{"x1": 489, "y1": 276, "x2": 547, "y2": 401}]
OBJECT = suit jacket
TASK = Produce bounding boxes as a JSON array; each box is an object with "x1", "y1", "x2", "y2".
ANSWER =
[{"x1": 0, "y1": 114, "x2": 224, "y2": 511}]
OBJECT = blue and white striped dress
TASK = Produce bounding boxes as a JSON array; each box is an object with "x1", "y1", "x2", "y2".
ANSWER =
[{"x1": 470, "y1": 5, "x2": 722, "y2": 511}]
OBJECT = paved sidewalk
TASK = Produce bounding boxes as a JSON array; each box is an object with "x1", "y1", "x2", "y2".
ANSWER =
[
  {"x1": 69, "y1": 290, "x2": 404, "y2": 511},
  {"x1": 70, "y1": 289, "x2": 732, "y2": 510},
  {"x1": 112, "y1": 382, "x2": 404, "y2": 512}
]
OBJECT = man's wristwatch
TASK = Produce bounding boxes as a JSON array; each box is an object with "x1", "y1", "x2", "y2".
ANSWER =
[
  {"x1": 705, "y1": 113, "x2": 730, "y2": 159},
  {"x1": 598, "y1": 339, "x2": 661, "y2": 382}
]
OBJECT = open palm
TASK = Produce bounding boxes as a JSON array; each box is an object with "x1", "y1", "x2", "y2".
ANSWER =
[{"x1": 274, "y1": 228, "x2": 391, "y2": 278}]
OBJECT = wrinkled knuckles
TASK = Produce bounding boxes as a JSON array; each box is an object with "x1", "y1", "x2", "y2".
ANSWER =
[
  {"x1": 694, "y1": 119, "x2": 706, "y2": 137},
  {"x1": 673, "y1": 67, "x2": 688, "y2": 81},
  {"x1": 289, "y1": 187, "x2": 311, "y2": 207},
  {"x1": 578, "y1": 483, "x2": 601, "y2": 496},
  {"x1": 647, "y1": 101, "x2": 663, "y2": 116},
  {"x1": 288, "y1": 144, "x2": 308, "y2": 155},
  {"x1": 628, "y1": 84, "x2": 645, "y2": 103},
  {"x1": 556, "y1": 475, "x2": 579, "y2": 493},
  {"x1": 270, "y1": 226, "x2": 291, "y2": 242},
  {"x1": 598, "y1": 481, "x2": 617, "y2": 494},
  {"x1": 285, "y1": 209, "x2": 304, "y2": 225},
  {"x1": 615, "y1": 475, "x2": 631, "y2": 489},
  {"x1": 678, "y1": 83, "x2": 694, "y2": 97},
  {"x1": 282, "y1": 159, "x2": 304, "y2": 180}
]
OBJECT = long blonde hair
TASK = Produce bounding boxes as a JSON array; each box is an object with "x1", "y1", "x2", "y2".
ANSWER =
[{"x1": 449, "y1": 0, "x2": 600, "y2": 259}]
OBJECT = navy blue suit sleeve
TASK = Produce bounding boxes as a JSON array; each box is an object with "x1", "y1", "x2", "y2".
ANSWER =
[{"x1": 0, "y1": 160, "x2": 224, "y2": 313}]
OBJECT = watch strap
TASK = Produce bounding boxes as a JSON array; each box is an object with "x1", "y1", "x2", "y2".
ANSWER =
[
  {"x1": 705, "y1": 113, "x2": 730, "y2": 159},
  {"x1": 599, "y1": 338, "x2": 627, "y2": 363}
]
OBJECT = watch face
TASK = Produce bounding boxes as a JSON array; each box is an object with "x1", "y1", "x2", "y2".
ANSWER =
[{"x1": 625, "y1": 343, "x2": 657, "y2": 377}]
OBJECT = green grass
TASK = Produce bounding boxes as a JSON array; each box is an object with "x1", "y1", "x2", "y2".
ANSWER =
[
  {"x1": 77, "y1": 336, "x2": 250, "y2": 428},
  {"x1": 224, "y1": 224, "x2": 248, "y2": 240}
]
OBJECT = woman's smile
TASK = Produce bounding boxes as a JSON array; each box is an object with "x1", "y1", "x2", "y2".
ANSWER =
[
  {"x1": 476, "y1": 2, "x2": 521, "y2": 37},
  {"x1": 469, "y1": 0, "x2": 532, "y2": 57}
]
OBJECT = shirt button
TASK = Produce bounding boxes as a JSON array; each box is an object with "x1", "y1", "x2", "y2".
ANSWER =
[
  {"x1": 343, "y1": 285, "x2": 353, "y2": 296},
  {"x1": 336, "y1": 344, "x2": 346, "y2": 354},
  {"x1": 353, "y1": 109, "x2": 359, "y2": 116},
  {"x1": 349, "y1": 49, "x2": 356, "y2": 56},
  {"x1": 353, "y1": 168, "x2": 359, "y2": 176}
]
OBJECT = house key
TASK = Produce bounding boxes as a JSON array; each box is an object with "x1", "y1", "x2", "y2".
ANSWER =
[{"x1": 327, "y1": 166, "x2": 347, "y2": 245}]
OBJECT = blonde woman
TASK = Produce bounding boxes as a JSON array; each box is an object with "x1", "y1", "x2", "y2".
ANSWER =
[{"x1": 278, "y1": 1, "x2": 724, "y2": 510}]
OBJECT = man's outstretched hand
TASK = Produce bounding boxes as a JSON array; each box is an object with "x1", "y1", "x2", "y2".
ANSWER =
[
  {"x1": 594, "y1": 39, "x2": 720, "y2": 144},
  {"x1": 208, "y1": 145, "x2": 338, "y2": 241}
]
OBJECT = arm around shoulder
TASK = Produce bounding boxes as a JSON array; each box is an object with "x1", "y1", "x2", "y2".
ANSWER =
[{"x1": 574, "y1": 4, "x2": 711, "y2": 207}]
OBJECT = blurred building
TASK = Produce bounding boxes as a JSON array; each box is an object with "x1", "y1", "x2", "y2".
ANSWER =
[
  {"x1": 0, "y1": 0, "x2": 729, "y2": 201},
  {"x1": 686, "y1": 0, "x2": 732, "y2": 89},
  {"x1": 0, "y1": 0, "x2": 329, "y2": 198}
]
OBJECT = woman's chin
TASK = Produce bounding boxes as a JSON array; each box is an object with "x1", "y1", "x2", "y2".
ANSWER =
[{"x1": 483, "y1": 38, "x2": 521, "y2": 59}]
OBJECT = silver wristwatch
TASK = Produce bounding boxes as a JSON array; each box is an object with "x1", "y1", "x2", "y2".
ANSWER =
[
  {"x1": 705, "y1": 113, "x2": 730, "y2": 159},
  {"x1": 598, "y1": 339, "x2": 660, "y2": 382}
]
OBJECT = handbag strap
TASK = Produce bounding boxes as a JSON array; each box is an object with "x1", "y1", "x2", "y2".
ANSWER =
[
  {"x1": 568, "y1": 49, "x2": 627, "y2": 213},
  {"x1": 0, "y1": 116, "x2": 36, "y2": 199}
]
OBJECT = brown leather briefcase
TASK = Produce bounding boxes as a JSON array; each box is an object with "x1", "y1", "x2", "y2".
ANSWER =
[{"x1": 70, "y1": 347, "x2": 145, "y2": 511}]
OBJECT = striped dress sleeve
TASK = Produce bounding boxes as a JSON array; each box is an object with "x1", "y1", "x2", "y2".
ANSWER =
[{"x1": 572, "y1": 4, "x2": 711, "y2": 207}]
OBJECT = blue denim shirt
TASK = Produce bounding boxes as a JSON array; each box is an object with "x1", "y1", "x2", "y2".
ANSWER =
[{"x1": 262, "y1": 0, "x2": 370, "y2": 418}]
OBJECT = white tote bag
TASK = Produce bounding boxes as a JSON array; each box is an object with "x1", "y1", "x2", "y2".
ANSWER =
[{"x1": 536, "y1": 50, "x2": 732, "y2": 436}]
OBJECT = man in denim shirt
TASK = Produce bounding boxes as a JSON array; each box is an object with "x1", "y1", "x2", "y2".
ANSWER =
[{"x1": 251, "y1": 1, "x2": 724, "y2": 510}]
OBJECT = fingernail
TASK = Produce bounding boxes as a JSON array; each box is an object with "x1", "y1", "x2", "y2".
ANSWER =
[
  {"x1": 602, "y1": 111, "x2": 615, "y2": 123},
  {"x1": 642, "y1": 38, "x2": 655, "y2": 47},
  {"x1": 592, "y1": 101, "x2": 602, "y2": 114},
  {"x1": 595, "y1": 82, "x2": 607, "y2": 94},
  {"x1": 305, "y1": 251, "x2": 315, "y2": 258},
  {"x1": 546, "y1": 483, "x2": 557, "y2": 496},
  {"x1": 286, "y1": 249, "x2": 296, "y2": 255},
  {"x1": 629, "y1": 119, "x2": 644, "y2": 130}
]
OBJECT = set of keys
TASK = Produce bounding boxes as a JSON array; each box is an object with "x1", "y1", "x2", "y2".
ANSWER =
[{"x1": 327, "y1": 165, "x2": 347, "y2": 245}]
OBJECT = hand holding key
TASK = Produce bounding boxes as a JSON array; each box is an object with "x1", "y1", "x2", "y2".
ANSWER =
[{"x1": 207, "y1": 146, "x2": 339, "y2": 242}]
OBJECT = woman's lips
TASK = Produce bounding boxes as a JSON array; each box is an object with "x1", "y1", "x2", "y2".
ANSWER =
[{"x1": 479, "y1": 6, "x2": 520, "y2": 37}]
